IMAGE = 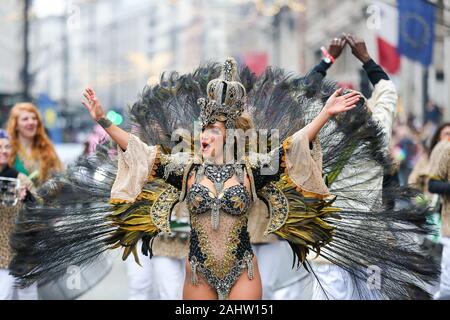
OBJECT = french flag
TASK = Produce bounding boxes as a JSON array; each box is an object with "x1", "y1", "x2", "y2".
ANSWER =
[
  {"x1": 375, "y1": 2, "x2": 401, "y2": 74},
  {"x1": 243, "y1": 53, "x2": 268, "y2": 76}
]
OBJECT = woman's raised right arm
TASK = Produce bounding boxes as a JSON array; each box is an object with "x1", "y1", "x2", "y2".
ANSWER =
[
  {"x1": 82, "y1": 87, "x2": 129, "y2": 151},
  {"x1": 82, "y1": 87, "x2": 162, "y2": 202}
]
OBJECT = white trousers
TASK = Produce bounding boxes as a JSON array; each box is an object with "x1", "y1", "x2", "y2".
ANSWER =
[
  {"x1": 310, "y1": 263, "x2": 382, "y2": 300},
  {"x1": 15, "y1": 283, "x2": 38, "y2": 300},
  {"x1": 272, "y1": 274, "x2": 313, "y2": 300},
  {"x1": 253, "y1": 241, "x2": 313, "y2": 300},
  {"x1": 126, "y1": 248, "x2": 158, "y2": 300},
  {"x1": 0, "y1": 268, "x2": 38, "y2": 300},
  {"x1": 311, "y1": 263, "x2": 359, "y2": 300},
  {"x1": 152, "y1": 256, "x2": 185, "y2": 300},
  {"x1": 435, "y1": 237, "x2": 450, "y2": 300},
  {"x1": 0, "y1": 269, "x2": 15, "y2": 300},
  {"x1": 126, "y1": 244, "x2": 185, "y2": 300}
]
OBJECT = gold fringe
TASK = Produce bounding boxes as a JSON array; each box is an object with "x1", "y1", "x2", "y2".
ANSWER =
[{"x1": 109, "y1": 198, "x2": 132, "y2": 205}]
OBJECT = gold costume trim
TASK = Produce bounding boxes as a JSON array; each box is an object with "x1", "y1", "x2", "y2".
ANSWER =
[
  {"x1": 150, "y1": 185, "x2": 180, "y2": 235},
  {"x1": 191, "y1": 214, "x2": 247, "y2": 280},
  {"x1": 258, "y1": 182, "x2": 289, "y2": 235}
]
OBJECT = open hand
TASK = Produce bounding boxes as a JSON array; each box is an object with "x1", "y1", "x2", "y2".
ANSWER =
[
  {"x1": 82, "y1": 87, "x2": 106, "y2": 121},
  {"x1": 328, "y1": 37, "x2": 346, "y2": 60},
  {"x1": 324, "y1": 89, "x2": 361, "y2": 116},
  {"x1": 345, "y1": 34, "x2": 371, "y2": 64}
]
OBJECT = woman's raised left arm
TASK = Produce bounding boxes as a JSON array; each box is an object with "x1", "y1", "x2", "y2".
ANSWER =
[{"x1": 303, "y1": 89, "x2": 361, "y2": 142}]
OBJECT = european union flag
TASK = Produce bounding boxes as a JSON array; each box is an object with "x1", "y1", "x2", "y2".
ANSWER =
[{"x1": 398, "y1": 0, "x2": 436, "y2": 66}]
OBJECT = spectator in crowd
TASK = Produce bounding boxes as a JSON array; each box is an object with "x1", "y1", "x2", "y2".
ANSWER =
[
  {"x1": 427, "y1": 130, "x2": 450, "y2": 299},
  {"x1": 5, "y1": 102, "x2": 63, "y2": 299},
  {"x1": 0, "y1": 129, "x2": 35, "y2": 300},
  {"x1": 6, "y1": 103, "x2": 63, "y2": 188},
  {"x1": 424, "y1": 100, "x2": 443, "y2": 127},
  {"x1": 391, "y1": 122, "x2": 419, "y2": 186},
  {"x1": 409, "y1": 123, "x2": 450, "y2": 194}
]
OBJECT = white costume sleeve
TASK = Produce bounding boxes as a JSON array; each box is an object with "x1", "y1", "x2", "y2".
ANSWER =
[
  {"x1": 110, "y1": 134, "x2": 158, "y2": 203},
  {"x1": 367, "y1": 79, "x2": 398, "y2": 149}
]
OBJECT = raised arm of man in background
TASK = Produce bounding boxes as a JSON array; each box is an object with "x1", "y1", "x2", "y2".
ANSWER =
[
  {"x1": 311, "y1": 36, "x2": 346, "y2": 79},
  {"x1": 345, "y1": 34, "x2": 397, "y2": 146},
  {"x1": 308, "y1": 34, "x2": 399, "y2": 301}
]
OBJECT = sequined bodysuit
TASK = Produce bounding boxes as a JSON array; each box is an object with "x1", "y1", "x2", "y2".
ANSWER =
[
  {"x1": 185, "y1": 163, "x2": 253, "y2": 300},
  {"x1": 151, "y1": 145, "x2": 284, "y2": 300}
]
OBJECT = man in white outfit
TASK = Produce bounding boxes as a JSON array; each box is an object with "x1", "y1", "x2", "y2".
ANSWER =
[
  {"x1": 248, "y1": 35, "x2": 398, "y2": 300},
  {"x1": 308, "y1": 34, "x2": 398, "y2": 300}
]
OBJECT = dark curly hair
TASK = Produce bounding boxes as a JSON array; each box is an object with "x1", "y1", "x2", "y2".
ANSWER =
[{"x1": 429, "y1": 122, "x2": 450, "y2": 155}]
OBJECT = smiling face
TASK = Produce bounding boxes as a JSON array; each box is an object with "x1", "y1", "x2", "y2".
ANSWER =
[
  {"x1": 200, "y1": 122, "x2": 226, "y2": 161},
  {"x1": 0, "y1": 138, "x2": 12, "y2": 167},
  {"x1": 17, "y1": 110, "x2": 39, "y2": 140}
]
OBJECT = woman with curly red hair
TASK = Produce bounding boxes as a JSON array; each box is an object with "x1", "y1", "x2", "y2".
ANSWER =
[
  {"x1": 4, "y1": 103, "x2": 62, "y2": 299},
  {"x1": 6, "y1": 103, "x2": 63, "y2": 187}
]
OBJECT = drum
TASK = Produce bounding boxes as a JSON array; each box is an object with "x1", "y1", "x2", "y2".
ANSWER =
[{"x1": 0, "y1": 177, "x2": 20, "y2": 207}]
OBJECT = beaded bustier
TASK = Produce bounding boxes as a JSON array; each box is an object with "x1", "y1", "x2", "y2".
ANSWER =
[
  {"x1": 186, "y1": 163, "x2": 254, "y2": 300},
  {"x1": 187, "y1": 184, "x2": 251, "y2": 216}
]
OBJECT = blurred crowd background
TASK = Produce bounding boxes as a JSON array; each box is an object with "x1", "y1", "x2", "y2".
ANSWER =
[
  {"x1": 0, "y1": 0, "x2": 450, "y2": 299},
  {"x1": 1, "y1": 0, "x2": 449, "y2": 173}
]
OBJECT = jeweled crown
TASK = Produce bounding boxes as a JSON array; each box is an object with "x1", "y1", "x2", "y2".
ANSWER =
[{"x1": 198, "y1": 58, "x2": 246, "y2": 129}]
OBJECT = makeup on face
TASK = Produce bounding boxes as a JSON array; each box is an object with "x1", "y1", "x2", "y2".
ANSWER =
[
  {"x1": 200, "y1": 123, "x2": 225, "y2": 154},
  {"x1": 17, "y1": 111, "x2": 39, "y2": 139}
]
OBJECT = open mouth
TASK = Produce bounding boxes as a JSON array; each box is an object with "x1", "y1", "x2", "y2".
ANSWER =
[{"x1": 201, "y1": 142, "x2": 210, "y2": 151}]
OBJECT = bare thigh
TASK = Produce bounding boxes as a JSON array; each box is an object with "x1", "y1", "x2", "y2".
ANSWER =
[
  {"x1": 183, "y1": 259, "x2": 218, "y2": 300},
  {"x1": 183, "y1": 257, "x2": 262, "y2": 300}
]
